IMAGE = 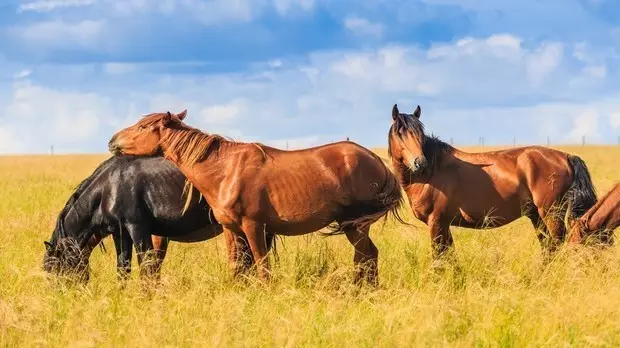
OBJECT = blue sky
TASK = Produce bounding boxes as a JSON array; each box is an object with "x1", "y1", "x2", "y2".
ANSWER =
[{"x1": 1, "y1": 0, "x2": 620, "y2": 153}]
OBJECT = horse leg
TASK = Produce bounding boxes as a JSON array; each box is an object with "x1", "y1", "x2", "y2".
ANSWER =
[
  {"x1": 113, "y1": 230, "x2": 133, "y2": 281},
  {"x1": 151, "y1": 235, "x2": 169, "y2": 280},
  {"x1": 538, "y1": 206, "x2": 566, "y2": 257},
  {"x1": 344, "y1": 226, "x2": 379, "y2": 286},
  {"x1": 428, "y1": 216, "x2": 454, "y2": 260},
  {"x1": 240, "y1": 219, "x2": 271, "y2": 282},
  {"x1": 525, "y1": 210, "x2": 551, "y2": 250},
  {"x1": 223, "y1": 227, "x2": 254, "y2": 277},
  {"x1": 125, "y1": 224, "x2": 157, "y2": 279}
]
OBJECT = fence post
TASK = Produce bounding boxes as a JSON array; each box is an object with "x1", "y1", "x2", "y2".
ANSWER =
[
  {"x1": 50, "y1": 145, "x2": 54, "y2": 156},
  {"x1": 286, "y1": 141, "x2": 289, "y2": 150},
  {"x1": 582, "y1": 136, "x2": 586, "y2": 146},
  {"x1": 547, "y1": 136, "x2": 550, "y2": 147}
]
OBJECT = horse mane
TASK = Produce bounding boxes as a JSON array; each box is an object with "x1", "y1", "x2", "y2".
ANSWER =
[
  {"x1": 52, "y1": 157, "x2": 115, "y2": 241},
  {"x1": 162, "y1": 122, "x2": 268, "y2": 214},
  {"x1": 387, "y1": 112, "x2": 454, "y2": 172}
]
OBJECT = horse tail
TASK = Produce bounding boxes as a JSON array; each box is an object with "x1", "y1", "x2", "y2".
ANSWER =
[
  {"x1": 564, "y1": 155, "x2": 597, "y2": 223},
  {"x1": 324, "y1": 162, "x2": 409, "y2": 236}
]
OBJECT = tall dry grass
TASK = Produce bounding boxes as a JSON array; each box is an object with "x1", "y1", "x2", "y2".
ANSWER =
[{"x1": 1, "y1": 147, "x2": 620, "y2": 347}]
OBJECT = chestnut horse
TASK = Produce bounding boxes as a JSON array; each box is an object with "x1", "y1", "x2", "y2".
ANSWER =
[
  {"x1": 568, "y1": 182, "x2": 620, "y2": 245},
  {"x1": 108, "y1": 110, "x2": 405, "y2": 285},
  {"x1": 388, "y1": 104, "x2": 597, "y2": 259}
]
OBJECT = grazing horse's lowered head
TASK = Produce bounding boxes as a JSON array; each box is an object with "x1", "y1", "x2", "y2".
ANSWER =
[
  {"x1": 388, "y1": 104, "x2": 428, "y2": 175},
  {"x1": 43, "y1": 236, "x2": 95, "y2": 283}
]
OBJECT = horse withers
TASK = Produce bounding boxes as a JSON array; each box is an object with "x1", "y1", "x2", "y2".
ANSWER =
[
  {"x1": 387, "y1": 104, "x2": 597, "y2": 259},
  {"x1": 43, "y1": 155, "x2": 268, "y2": 282},
  {"x1": 107, "y1": 110, "x2": 405, "y2": 285},
  {"x1": 568, "y1": 182, "x2": 620, "y2": 246}
]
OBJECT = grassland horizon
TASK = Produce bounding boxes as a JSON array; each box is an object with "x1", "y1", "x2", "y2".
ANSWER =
[{"x1": 2, "y1": 145, "x2": 620, "y2": 347}]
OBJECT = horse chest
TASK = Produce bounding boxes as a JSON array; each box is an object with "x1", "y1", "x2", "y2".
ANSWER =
[{"x1": 405, "y1": 184, "x2": 438, "y2": 222}]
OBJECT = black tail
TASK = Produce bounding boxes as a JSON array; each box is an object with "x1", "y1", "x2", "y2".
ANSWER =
[{"x1": 566, "y1": 155, "x2": 597, "y2": 220}]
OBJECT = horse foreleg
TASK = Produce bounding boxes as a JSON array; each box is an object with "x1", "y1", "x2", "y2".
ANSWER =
[
  {"x1": 223, "y1": 227, "x2": 254, "y2": 277},
  {"x1": 113, "y1": 230, "x2": 133, "y2": 281},
  {"x1": 428, "y1": 217, "x2": 454, "y2": 260},
  {"x1": 344, "y1": 226, "x2": 378, "y2": 287},
  {"x1": 151, "y1": 235, "x2": 169, "y2": 280},
  {"x1": 240, "y1": 219, "x2": 271, "y2": 282}
]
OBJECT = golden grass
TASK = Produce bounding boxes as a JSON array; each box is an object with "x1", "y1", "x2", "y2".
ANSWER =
[{"x1": 2, "y1": 146, "x2": 620, "y2": 347}]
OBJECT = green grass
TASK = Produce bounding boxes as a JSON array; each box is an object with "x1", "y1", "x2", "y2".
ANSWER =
[{"x1": 1, "y1": 147, "x2": 620, "y2": 347}]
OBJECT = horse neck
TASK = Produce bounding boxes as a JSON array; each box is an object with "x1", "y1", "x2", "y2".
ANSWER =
[
  {"x1": 53, "y1": 204, "x2": 93, "y2": 248},
  {"x1": 159, "y1": 129, "x2": 232, "y2": 205}
]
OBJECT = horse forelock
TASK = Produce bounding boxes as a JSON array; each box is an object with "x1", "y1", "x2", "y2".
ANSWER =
[{"x1": 387, "y1": 114, "x2": 425, "y2": 158}]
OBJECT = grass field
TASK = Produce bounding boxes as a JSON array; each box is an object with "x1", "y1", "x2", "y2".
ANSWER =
[{"x1": 2, "y1": 146, "x2": 620, "y2": 347}]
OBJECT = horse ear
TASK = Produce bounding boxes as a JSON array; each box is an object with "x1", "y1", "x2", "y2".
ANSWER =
[
  {"x1": 177, "y1": 109, "x2": 187, "y2": 121},
  {"x1": 44, "y1": 241, "x2": 52, "y2": 251},
  {"x1": 392, "y1": 104, "x2": 399, "y2": 120},
  {"x1": 413, "y1": 105, "x2": 421, "y2": 119},
  {"x1": 163, "y1": 111, "x2": 173, "y2": 126}
]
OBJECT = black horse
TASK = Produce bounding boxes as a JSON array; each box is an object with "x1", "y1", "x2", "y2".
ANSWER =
[{"x1": 43, "y1": 155, "x2": 270, "y2": 282}]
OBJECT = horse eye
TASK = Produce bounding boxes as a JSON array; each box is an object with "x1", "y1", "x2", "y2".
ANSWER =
[{"x1": 139, "y1": 125, "x2": 146, "y2": 130}]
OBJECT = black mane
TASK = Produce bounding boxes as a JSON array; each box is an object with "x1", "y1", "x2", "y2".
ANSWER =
[
  {"x1": 51, "y1": 156, "x2": 117, "y2": 243},
  {"x1": 388, "y1": 112, "x2": 453, "y2": 171}
]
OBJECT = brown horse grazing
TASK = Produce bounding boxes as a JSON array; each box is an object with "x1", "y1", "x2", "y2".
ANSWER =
[
  {"x1": 567, "y1": 182, "x2": 620, "y2": 245},
  {"x1": 388, "y1": 104, "x2": 597, "y2": 259},
  {"x1": 108, "y1": 110, "x2": 405, "y2": 285}
]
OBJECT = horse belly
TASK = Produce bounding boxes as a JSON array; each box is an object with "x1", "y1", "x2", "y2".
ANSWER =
[
  {"x1": 451, "y1": 191, "x2": 523, "y2": 229},
  {"x1": 269, "y1": 210, "x2": 338, "y2": 236},
  {"x1": 158, "y1": 225, "x2": 223, "y2": 243}
]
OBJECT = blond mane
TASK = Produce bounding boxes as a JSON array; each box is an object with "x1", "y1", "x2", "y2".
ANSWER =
[{"x1": 161, "y1": 123, "x2": 267, "y2": 214}]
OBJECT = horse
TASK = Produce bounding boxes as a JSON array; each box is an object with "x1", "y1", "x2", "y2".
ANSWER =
[
  {"x1": 43, "y1": 155, "x2": 271, "y2": 282},
  {"x1": 567, "y1": 182, "x2": 620, "y2": 246},
  {"x1": 387, "y1": 104, "x2": 597, "y2": 259},
  {"x1": 107, "y1": 110, "x2": 405, "y2": 285}
]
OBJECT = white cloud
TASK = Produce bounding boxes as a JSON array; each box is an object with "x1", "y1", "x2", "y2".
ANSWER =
[
  {"x1": 13, "y1": 70, "x2": 32, "y2": 79},
  {"x1": 200, "y1": 100, "x2": 247, "y2": 125},
  {"x1": 18, "y1": 0, "x2": 96, "y2": 13},
  {"x1": 272, "y1": 0, "x2": 315, "y2": 16},
  {"x1": 526, "y1": 42, "x2": 563, "y2": 87},
  {"x1": 344, "y1": 17, "x2": 383, "y2": 37},
  {"x1": 609, "y1": 113, "x2": 620, "y2": 130},
  {"x1": 567, "y1": 110, "x2": 600, "y2": 143},
  {"x1": 1, "y1": 33, "x2": 617, "y2": 154},
  {"x1": 13, "y1": 20, "x2": 105, "y2": 49},
  {"x1": 2, "y1": 81, "x2": 111, "y2": 153},
  {"x1": 103, "y1": 63, "x2": 136, "y2": 75}
]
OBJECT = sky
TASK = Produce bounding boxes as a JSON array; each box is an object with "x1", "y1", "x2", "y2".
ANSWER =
[{"x1": 1, "y1": 0, "x2": 620, "y2": 153}]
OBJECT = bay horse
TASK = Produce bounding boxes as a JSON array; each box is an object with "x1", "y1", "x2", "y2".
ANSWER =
[
  {"x1": 108, "y1": 110, "x2": 405, "y2": 285},
  {"x1": 567, "y1": 182, "x2": 620, "y2": 246},
  {"x1": 387, "y1": 104, "x2": 597, "y2": 259},
  {"x1": 43, "y1": 155, "x2": 271, "y2": 282}
]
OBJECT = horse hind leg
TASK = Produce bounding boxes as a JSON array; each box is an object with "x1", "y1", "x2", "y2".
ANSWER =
[
  {"x1": 124, "y1": 224, "x2": 157, "y2": 280},
  {"x1": 343, "y1": 225, "x2": 379, "y2": 287},
  {"x1": 536, "y1": 204, "x2": 567, "y2": 258},
  {"x1": 525, "y1": 209, "x2": 551, "y2": 250},
  {"x1": 151, "y1": 235, "x2": 169, "y2": 280}
]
